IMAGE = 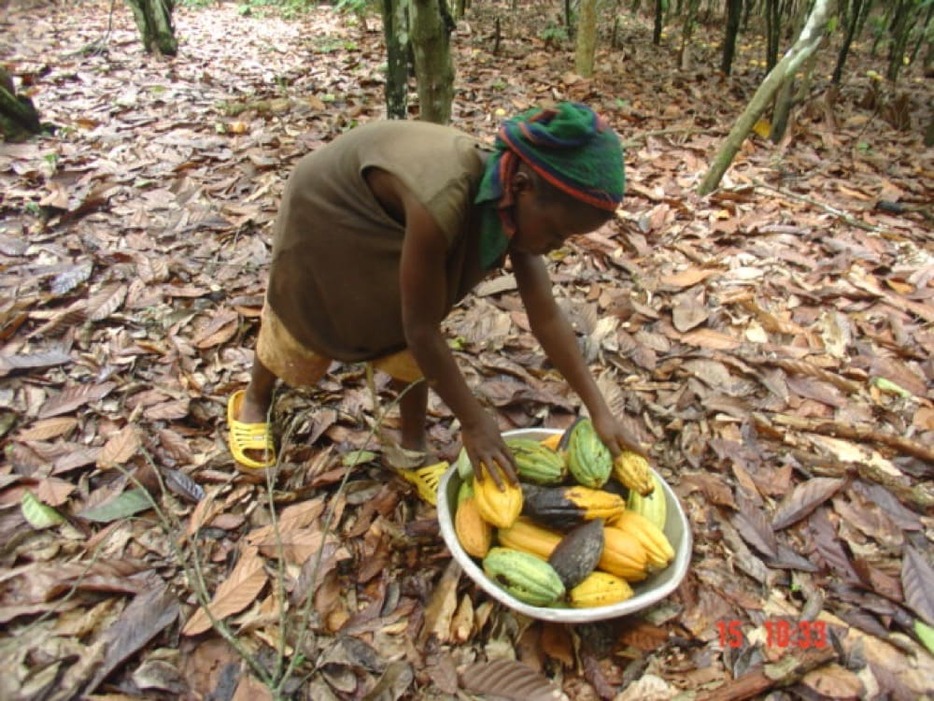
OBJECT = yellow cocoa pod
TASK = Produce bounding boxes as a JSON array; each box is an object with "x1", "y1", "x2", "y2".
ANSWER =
[
  {"x1": 497, "y1": 517, "x2": 562, "y2": 560},
  {"x1": 568, "y1": 571, "x2": 634, "y2": 608},
  {"x1": 599, "y1": 526, "x2": 649, "y2": 582},
  {"x1": 455, "y1": 496, "x2": 492, "y2": 559},
  {"x1": 473, "y1": 472, "x2": 523, "y2": 529},
  {"x1": 612, "y1": 451, "x2": 655, "y2": 497},
  {"x1": 611, "y1": 510, "x2": 675, "y2": 570}
]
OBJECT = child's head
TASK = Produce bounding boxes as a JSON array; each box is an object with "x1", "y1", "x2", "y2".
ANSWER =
[
  {"x1": 510, "y1": 163, "x2": 613, "y2": 254},
  {"x1": 475, "y1": 102, "x2": 624, "y2": 268},
  {"x1": 509, "y1": 163, "x2": 616, "y2": 255}
]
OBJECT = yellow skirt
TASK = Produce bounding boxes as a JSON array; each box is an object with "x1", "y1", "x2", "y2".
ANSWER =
[{"x1": 256, "y1": 303, "x2": 423, "y2": 387}]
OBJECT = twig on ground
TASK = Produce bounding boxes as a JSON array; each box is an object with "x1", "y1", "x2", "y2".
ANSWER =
[
  {"x1": 753, "y1": 413, "x2": 934, "y2": 512},
  {"x1": 697, "y1": 646, "x2": 837, "y2": 701}
]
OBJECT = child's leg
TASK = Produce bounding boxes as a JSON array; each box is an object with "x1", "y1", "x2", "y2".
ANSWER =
[
  {"x1": 237, "y1": 358, "x2": 277, "y2": 424},
  {"x1": 392, "y1": 378, "x2": 428, "y2": 453},
  {"x1": 373, "y1": 350, "x2": 428, "y2": 453}
]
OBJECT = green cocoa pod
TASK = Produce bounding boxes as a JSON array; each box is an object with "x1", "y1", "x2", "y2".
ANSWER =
[
  {"x1": 482, "y1": 547, "x2": 566, "y2": 606},
  {"x1": 505, "y1": 438, "x2": 568, "y2": 485},
  {"x1": 562, "y1": 418, "x2": 612, "y2": 489}
]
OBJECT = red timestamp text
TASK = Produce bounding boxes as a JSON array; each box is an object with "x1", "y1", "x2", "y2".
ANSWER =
[{"x1": 716, "y1": 619, "x2": 828, "y2": 650}]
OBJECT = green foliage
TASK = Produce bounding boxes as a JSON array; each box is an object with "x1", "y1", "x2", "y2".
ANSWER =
[
  {"x1": 231, "y1": 0, "x2": 314, "y2": 19},
  {"x1": 309, "y1": 35, "x2": 360, "y2": 53},
  {"x1": 539, "y1": 22, "x2": 570, "y2": 45},
  {"x1": 178, "y1": 0, "x2": 214, "y2": 7},
  {"x1": 334, "y1": 0, "x2": 373, "y2": 16}
]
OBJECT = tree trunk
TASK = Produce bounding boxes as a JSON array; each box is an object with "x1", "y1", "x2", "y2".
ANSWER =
[
  {"x1": 885, "y1": 0, "x2": 912, "y2": 83},
  {"x1": 765, "y1": 0, "x2": 780, "y2": 70},
  {"x1": 575, "y1": 0, "x2": 598, "y2": 76},
  {"x1": 698, "y1": 0, "x2": 835, "y2": 196},
  {"x1": 652, "y1": 0, "x2": 664, "y2": 45},
  {"x1": 677, "y1": 0, "x2": 700, "y2": 70},
  {"x1": 832, "y1": 0, "x2": 863, "y2": 84},
  {"x1": 125, "y1": 0, "x2": 177, "y2": 55},
  {"x1": 0, "y1": 67, "x2": 42, "y2": 141},
  {"x1": 409, "y1": 0, "x2": 455, "y2": 124},
  {"x1": 769, "y1": 75, "x2": 795, "y2": 142},
  {"x1": 721, "y1": 0, "x2": 743, "y2": 74},
  {"x1": 382, "y1": 0, "x2": 409, "y2": 119}
]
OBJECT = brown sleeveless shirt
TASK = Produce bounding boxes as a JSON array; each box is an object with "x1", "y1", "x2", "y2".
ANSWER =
[{"x1": 266, "y1": 120, "x2": 490, "y2": 363}]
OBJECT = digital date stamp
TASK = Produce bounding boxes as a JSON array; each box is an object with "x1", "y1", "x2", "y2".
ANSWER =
[{"x1": 717, "y1": 618, "x2": 828, "y2": 650}]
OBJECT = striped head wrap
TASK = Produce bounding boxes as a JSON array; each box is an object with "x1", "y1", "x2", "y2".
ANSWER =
[{"x1": 475, "y1": 102, "x2": 625, "y2": 269}]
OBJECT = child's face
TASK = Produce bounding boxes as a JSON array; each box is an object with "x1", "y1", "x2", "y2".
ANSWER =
[{"x1": 510, "y1": 190, "x2": 611, "y2": 256}]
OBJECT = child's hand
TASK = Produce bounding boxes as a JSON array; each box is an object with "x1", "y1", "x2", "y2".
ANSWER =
[
  {"x1": 590, "y1": 410, "x2": 646, "y2": 458},
  {"x1": 462, "y1": 417, "x2": 519, "y2": 490}
]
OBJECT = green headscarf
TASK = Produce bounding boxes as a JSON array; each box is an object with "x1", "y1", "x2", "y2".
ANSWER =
[{"x1": 474, "y1": 102, "x2": 625, "y2": 269}]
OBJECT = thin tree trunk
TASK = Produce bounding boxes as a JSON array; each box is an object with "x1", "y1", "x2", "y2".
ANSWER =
[
  {"x1": 125, "y1": 0, "x2": 177, "y2": 55},
  {"x1": 698, "y1": 0, "x2": 835, "y2": 196},
  {"x1": 721, "y1": 0, "x2": 743, "y2": 74},
  {"x1": 832, "y1": 0, "x2": 863, "y2": 83},
  {"x1": 382, "y1": 0, "x2": 408, "y2": 119},
  {"x1": 652, "y1": 0, "x2": 664, "y2": 45},
  {"x1": 885, "y1": 0, "x2": 912, "y2": 83},
  {"x1": 576, "y1": 0, "x2": 598, "y2": 76},
  {"x1": 677, "y1": 0, "x2": 700, "y2": 70},
  {"x1": 409, "y1": 0, "x2": 455, "y2": 124},
  {"x1": 765, "y1": 0, "x2": 780, "y2": 70}
]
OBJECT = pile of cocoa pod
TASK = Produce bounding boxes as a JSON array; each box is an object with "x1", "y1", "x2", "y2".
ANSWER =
[{"x1": 453, "y1": 418, "x2": 676, "y2": 609}]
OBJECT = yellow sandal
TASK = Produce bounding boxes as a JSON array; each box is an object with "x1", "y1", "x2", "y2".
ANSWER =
[
  {"x1": 227, "y1": 390, "x2": 277, "y2": 471},
  {"x1": 396, "y1": 461, "x2": 449, "y2": 506}
]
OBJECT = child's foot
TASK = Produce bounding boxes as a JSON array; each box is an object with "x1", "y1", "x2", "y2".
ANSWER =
[{"x1": 227, "y1": 390, "x2": 277, "y2": 471}]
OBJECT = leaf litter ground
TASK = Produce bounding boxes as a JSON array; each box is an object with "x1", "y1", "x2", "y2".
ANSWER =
[{"x1": 0, "y1": 1, "x2": 932, "y2": 699}]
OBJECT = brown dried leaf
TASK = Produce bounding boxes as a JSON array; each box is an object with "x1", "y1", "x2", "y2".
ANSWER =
[
  {"x1": 800, "y1": 663, "x2": 865, "y2": 699},
  {"x1": 136, "y1": 254, "x2": 170, "y2": 283},
  {"x1": 87, "y1": 282, "x2": 128, "y2": 322},
  {"x1": 182, "y1": 544, "x2": 267, "y2": 636},
  {"x1": 460, "y1": 659, "x2": 569, "y2": 701},
  {"x1": 419, "y1": 557, "x2": 461, "y2": 645},
  {"x1": 730, "y1": 495, "x2": 778, "y2": 558},
  {"x1": 192, "y1": 308, "x2": 239, "y2": 349},
  {"x1": 0, "y1": 348, "x2": 72, "y2": 375},
  {"x1": 85, "y1": 582, "x2": 181, "y2": 694},
  {"x1": 52, "y1": 445, "x2": 101, "y2": 474},
  {"x1": 679, "y1": 472, "x2": 737, "y2": 508},
  {"x1": 143, "y1": 400, "x2": 190, "y2": 421},
  {"x1": 540, "y1": 623, "x2": 574, "y2": 668},
  {"x1": 50, "y1": 260, "x2": 93, "y2": 295},
  {"x1": 97, "y1": 424, "x2": 141, "y2": 469},
  {"x1": 660, "y1": 267, "x2": 720, "y2": 289},
  {"x1": 672, "y1": 294, "x2": 709, "y2": 332},
  {"x1": 16, "y1": 417, "x2": 78, "y2": 441},
  {"x1": 38, "y1": 381, "x2": 117, "y2": 419},
  {"x1": 677, "y1": 327, "x2": 742, "y2": 350},
  {"x1": 34, "y1": 477, "x2": 75, "y2": 506},
  {"x1": 809, "y1": 507, "x2": 859, "y2": 582},
  {"x1": 156, "y1": 428, "x2": 194, "y2": 463},
  {"x1": 160, "y1": 467, "x2": 204, "y2": 503},
  {"x1": 902, "y1": 547, "x2": 934, "y2": 626},
  {"x1": 772, "y1": 477, "x2": 847, "y2": 530}
]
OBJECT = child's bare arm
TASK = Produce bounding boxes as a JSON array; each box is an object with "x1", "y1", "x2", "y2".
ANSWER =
[
  {"x1": 511, "y1": 249, "x2": 644, "y2": 455},
  {"x1": 391, "y1": 180, "x2": 518, "y2": 485}
]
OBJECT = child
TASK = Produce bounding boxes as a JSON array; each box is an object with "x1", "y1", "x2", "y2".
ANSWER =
[{"x1": 227, "y1": 102, "x2": 644, "y2": 503}]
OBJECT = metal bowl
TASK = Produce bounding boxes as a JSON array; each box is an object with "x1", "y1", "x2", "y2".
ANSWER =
[{"x1": 436, "y1": 428, "x2": 693, "y2": 623}]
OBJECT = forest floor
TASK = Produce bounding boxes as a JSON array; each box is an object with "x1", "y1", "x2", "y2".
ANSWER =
[{"x1": 0, "y1": 0, "x2": 933, "y2": 699}]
